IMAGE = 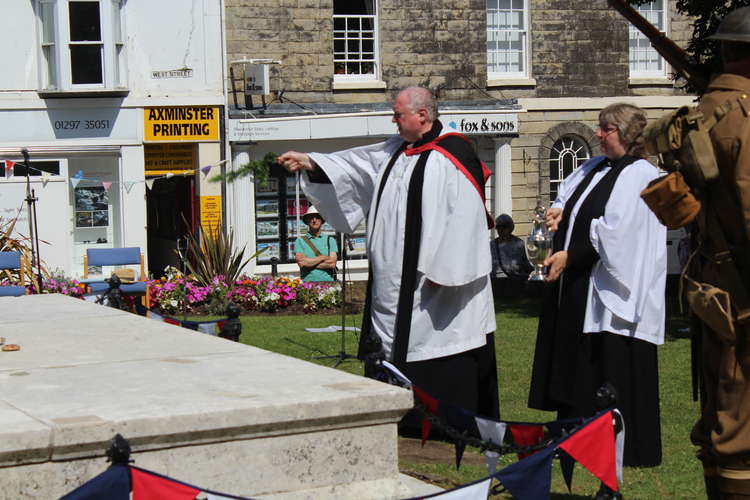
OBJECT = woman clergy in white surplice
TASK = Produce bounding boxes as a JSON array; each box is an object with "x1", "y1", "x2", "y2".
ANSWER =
[
  {"x1": 528, "y1": 103, "x2": 667, "y2": 472},
  {"x1": 277, "y1": 87, "x2": 499, "y2": 423}
]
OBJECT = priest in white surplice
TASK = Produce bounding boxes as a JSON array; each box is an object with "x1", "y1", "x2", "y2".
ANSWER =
[{"x1": 278, "y1": 87, "x2": 499, "y2": 420}]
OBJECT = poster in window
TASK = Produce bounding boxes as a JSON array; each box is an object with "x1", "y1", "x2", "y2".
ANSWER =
[
  {"x1": 257, "y1": 242, "x2": 280, "y2": 262},
  {"x1": 287, "y1": 218, "x2": 306, "y2": 237},
  {"x1": 348, "y1": 237, "x2": 367, "y2": 256},
  {"x1": 286, "y1": 177, "x2": 302, "y2": 195},
  {"x1": 92, "y1": 210, "x2": 109, "y2": 227},
  {"x1": 255, "y1": 177, "x2": 278, "y2": 194},
  {"x1": 75, "y1": 212, "x2": 94, "y2": 228},
  {"x1": 257, "y1": 220, "x2": 279, "y2": 239},
  {"x1": 286, "y1": 198, "x2": 310, "y2": 216},
  {"x1": 75, "y1": 186, "x2": 109, "y2": 211},
  {"x1": 256, "y1": 199, "x2": 279, "y2": 217}
]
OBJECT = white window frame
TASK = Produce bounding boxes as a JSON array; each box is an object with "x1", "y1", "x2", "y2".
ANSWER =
[
  {"x1": 549, "y1": 135, "x2": 590, "y2": 202},
  {"x1": 629, "y1": 0, "x2": 668, "y2": 78},
  {"x1": 486, "y1": 0, "x2": 529, "y2": 80},
  {"x1": 332, "y1": 0, "x2": 379, "y2": 82},
  {"x1": 35, "y1": 0, "x2": 127, "y2": 92}
]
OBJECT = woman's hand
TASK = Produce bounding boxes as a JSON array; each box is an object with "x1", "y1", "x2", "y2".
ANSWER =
[
  {"x1": 545, "y1": 208, "x2": 563, "y2": 232},
  {"x1": 544, "y1": 251, "x2": 568, "y2": 282},
  {"x1": 277, "y1": 151, "x2": 314, "y2": 173}
]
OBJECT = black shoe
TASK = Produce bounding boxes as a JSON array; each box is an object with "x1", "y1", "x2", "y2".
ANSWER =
[{"x1": 595, "y1": 482, "x2": 623, "y2": 500}]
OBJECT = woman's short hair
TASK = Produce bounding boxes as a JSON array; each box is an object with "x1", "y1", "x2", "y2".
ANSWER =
[{"x1": 599, "y1": 103, "x2": 648, "y2": 157}]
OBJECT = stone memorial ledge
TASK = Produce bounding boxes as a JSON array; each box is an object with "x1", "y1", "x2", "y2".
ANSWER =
[{"x1": 0, "y1": 294, "x2": 439, "y2": 499}]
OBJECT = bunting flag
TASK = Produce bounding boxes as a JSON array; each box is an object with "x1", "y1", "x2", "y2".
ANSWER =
[
  {"x1": 494, "y1": 442, "x2": 556, "y2": 500},
  {"x1": 70, "y1": 177, "x2": 82, "y2": 188},
  {"x1": 423, "y1": 478, "x2": 492, "y2": 500},
  {"x1": 59, "y1": 464, "x2": 130, "y2": 500},
  {"x1": 558, "y1": 411, "x2": 617, "y2": 491},
  {"x1": 380, "y1": 360, "x2": 412, "y2": 387},
  {"x1": 131, "y1": 467, "x2": 201, "y2": 500},
  {"x1": 124, "y1": 181, "x2": 137, "y2": 193},
  {"x1": 413, "y1": 386, "x2": 438, "y2": 445},
  {"x1": 102, "y1": 181, "x2": 113, "y2": 192},
  {"x1": 201, "y1": 165, "x2": 212, "y2": 176},
  {"x1": 508, "y1": 424, "x2": 545, "y2": 460},
  {"x1": 438, "y1": 402, "x2": 478, "y2": 469},
  {"x1": 41, "y1": 171, "x2": 52, "y2": 187},
  {"x1": 198, "y1": 322, "x2": 219, "y2": 335},
  {"x1": 545, "y1": 418, "x2": 580, "y2": 492},
  {"x1": 475, "y1": 418, "x2": 506, "y2": 475},
  {"x1": 614, "y1": 410, "x2": 625, "y2": 482},
  {"x1": 4, "y1": 160, "x2": 15, "y2": 178},
  {"x1": 145, "y1": 179, "x2": 156, "y2": 191}
]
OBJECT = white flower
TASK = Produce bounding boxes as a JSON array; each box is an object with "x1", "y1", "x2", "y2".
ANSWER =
[{"x1": 170, "y1": 299, "x2": 178, "y2": 307}]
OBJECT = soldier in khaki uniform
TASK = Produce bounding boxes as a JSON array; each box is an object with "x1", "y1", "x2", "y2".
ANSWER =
[{"x1": 687, "y1": 8, "x2": 750, "y2": 499}]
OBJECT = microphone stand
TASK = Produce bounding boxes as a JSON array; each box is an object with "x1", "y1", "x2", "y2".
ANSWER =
[
  {"x1": 314, "y1": 232, "x2": 357, "y2": 367},
  {"x1": 21, "y1": 149, "x2": 43, "y2": 292}
]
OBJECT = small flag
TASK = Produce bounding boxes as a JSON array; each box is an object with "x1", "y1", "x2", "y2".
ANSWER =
[
  {"x1": 4, "y1": 160, "x2": 15, "y2": 178},
  {"x1": 41, "y1": 172, "x2": 51, "y2": 187},
  {"x1": 558, "y1": 411, "x2": 617, "y2": 491},
  {"x1": 495, "y1": 443, "x2": 555, "y2": 500},
  {"x1": 70, "y1": 177, "x2": 82, "y2": 188},
  {"x1": 200, "y1": 165, "x2": 212, "y2": 176},
  {"x1": 60, "y1": 464, "x2": 130, "y2": 500},
  {"x1": 198, "y1": 323, "x2": 218, "y2": 335},
  {"x1": 145, "y1": 179, "x2": 156, "y2": 190},
  {"x1": 131, "y1": 467, "x2": 200, "y2": 500},
  {"x1": 102, "y1": 181, "x2": 113, "y2": 192},
  {"x1": 429, "y1": 477, "x2": 492, "y2": 499},
  {"x1": 413, "y1": 386, "x2": 438, "y2": 445},
  {"x1": 508, "y1": 424, "x2": 545, "y2": 460},
  {"x1": 124, "y1": 181, "x2": 137, "y2": 193}
]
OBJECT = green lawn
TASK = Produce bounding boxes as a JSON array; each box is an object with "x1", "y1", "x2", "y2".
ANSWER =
[{"x1": 233, "y1": 287, "x2": 704, "y2": 499}]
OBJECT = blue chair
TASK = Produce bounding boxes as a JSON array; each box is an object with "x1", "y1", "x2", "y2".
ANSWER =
[
  {"x1": 82, "y1": 247, "x2": 149, "y2": 305},
  {"x1": 0, "y1": 251, "x2": 27, "y2": 297}
]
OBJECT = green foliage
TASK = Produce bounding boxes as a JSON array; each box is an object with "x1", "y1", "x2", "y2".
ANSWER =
[
  {"x1": 628, "y1": 0, "x2": 750, "y2": 93},
  {"x1": 180, "y1": 224, "x2": 262, "y2": 286},
  {"x1": 209, "y1": 152, "x2": 279, "y2": 186}
]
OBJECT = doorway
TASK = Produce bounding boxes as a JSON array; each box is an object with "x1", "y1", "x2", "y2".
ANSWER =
[{"x1": 146, "y1": 176, "x2": 195, "y2": 278}]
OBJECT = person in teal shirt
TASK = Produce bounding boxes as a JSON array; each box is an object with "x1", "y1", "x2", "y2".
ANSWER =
[{"x1": 294, "y1": 206, "x2": 338, "y2": 282}]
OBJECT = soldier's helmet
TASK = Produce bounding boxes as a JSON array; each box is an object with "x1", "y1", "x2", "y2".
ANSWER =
[{"x1": 707, "y1": 7, "x2": 750, "y2": 43}]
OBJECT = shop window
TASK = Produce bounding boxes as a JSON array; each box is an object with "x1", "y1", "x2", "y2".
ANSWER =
[
  {"x1": 486, "y1": 0, "x2": 529, "y2": 79},
  {"x1": 629, "y1": 0, "x2": 667, "y2": 77},
  {"x1": 70, "y1": 157, "x2": 123, "y2": 277},
  {"x1": 36, "y1": 0, "x2": 127, "y2": 92},
  {"x1": 254, "y1": 167, "x2": 367, "y2": 265},
  {"x1": 333, "y1": 0, "x2": 378, "y2": 81},
  {"x1": 10, "y1": 160, "x2": 61, "y2": 177},
  {"x1": 549, "y1": 135, "x2": 590, "y2": 202}
]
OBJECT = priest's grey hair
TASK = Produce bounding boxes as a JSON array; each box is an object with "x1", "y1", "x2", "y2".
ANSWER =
[
  {"x1": 400, "y1": 86, "x2": 439, "y2": 122},
  {"x1": 598, "y1": 103, "x2": 648, "y2": 158}
]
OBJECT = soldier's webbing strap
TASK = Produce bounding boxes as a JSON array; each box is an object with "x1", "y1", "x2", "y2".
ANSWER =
[{"x1": 699, "y1": 95, "x2": 750, "y2": 323}]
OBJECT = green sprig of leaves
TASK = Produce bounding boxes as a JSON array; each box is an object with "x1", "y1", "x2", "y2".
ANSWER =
[{"x1": 210, "y1": 152, "x2": 278, "y2": 186}]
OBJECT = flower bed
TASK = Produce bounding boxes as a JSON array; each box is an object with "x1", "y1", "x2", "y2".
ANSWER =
[{"x1": 148, "y1": 272, "x2": 342, "y2": 316}]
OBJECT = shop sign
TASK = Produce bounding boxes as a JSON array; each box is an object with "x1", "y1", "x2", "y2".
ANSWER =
[
  {"x1": 144, "y1": 144, "x2": 196, "y2": 172},
  {"x1": 199, "y1": 195, "x2": 222, "y2": 234},
  {"x1": 441, "y1": 114, "x2": 518, "y2": 135},
  {"x1": 144, "y1": 106, "x2": 219, "y2": 142}
]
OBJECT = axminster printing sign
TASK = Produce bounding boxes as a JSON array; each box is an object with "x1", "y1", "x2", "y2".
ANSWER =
[{"x1": 144, "y1": 106, "x2": 219, "y2": 142}]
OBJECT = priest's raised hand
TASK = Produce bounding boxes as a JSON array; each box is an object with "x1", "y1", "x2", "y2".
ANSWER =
[{"x1": 278, "y1": 151, "x2": 314, "y2": 173}]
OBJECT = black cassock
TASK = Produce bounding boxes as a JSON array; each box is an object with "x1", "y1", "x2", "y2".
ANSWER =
[{"x1": 528, "y1": 156, "x2": 662, "y2": 467}]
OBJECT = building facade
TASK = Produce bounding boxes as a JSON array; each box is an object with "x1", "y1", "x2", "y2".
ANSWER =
[
  {"x1": 0, "y1": 0, "x2": 226, "y2": 279},
  {"x1": 223, "y1": 0, "x2": 692, "y2": 278}
]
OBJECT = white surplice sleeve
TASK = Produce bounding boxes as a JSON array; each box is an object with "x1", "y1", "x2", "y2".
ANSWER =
[
  {"x1": 302, "y1": 137, "x2": 402, "y2": 233},
  {"x1": 588, "y1": 159, "x2": 666, "y2": 324},
  {"x1": 417, "y1": 154, "x2": 492, "y2": 286}
]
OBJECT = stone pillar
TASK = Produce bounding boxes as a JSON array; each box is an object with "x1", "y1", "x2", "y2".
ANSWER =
[
  {"x1": 493, "y1": 137, "x2": 512, "y2": 231},
  {"x1": 227, "y1": 145, "x2": 256, "y2": 275}
]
